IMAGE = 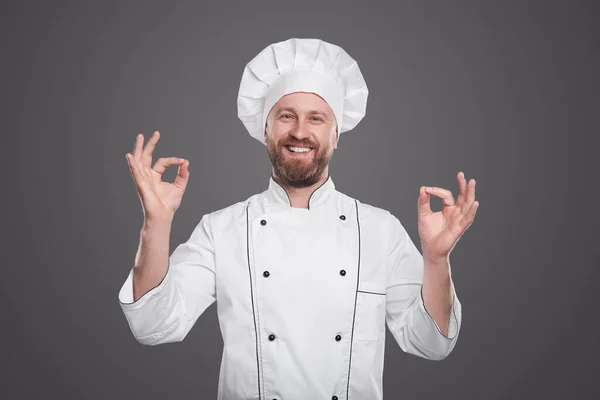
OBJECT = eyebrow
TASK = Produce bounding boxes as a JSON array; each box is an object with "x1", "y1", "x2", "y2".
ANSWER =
[{"x1": 276, "y1": 107, "x2": 329, "y2": 117}]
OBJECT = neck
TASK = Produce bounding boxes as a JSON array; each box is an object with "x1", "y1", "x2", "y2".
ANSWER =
[{"x1": 272, "y1": 169, "x2": 329, "y2": 209}]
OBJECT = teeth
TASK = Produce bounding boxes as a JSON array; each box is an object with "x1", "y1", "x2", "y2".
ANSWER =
[{"x1": 288, "y1": 146, "x2": 311, "y2": 153}]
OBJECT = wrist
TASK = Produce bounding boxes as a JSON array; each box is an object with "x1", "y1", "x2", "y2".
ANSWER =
[
  {"x1": 423, "y1": 251, "x2": 449, "y2": 265},
  {"x1": 142, "y1": 217, "x2": 173, "y2": 232}
]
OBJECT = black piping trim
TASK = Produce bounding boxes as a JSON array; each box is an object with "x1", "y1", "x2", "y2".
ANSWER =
[
  {"x1": 271, "y1": 173, "x2": 292, "y2": 207},
  {"x1": 270, "y1": 173, "x2": 331, "y2": 210},
  {"x1": 246, "y1": 204, "x2": 262, "y2": 399},
  {"x1": 357, "y1": 290, "x2": 385, "y2": 296},
  {"x1": 346, "y1": 199, "x2": 361, "y2": 399},
  {"x1": 307, "y1": 173, "x2": 330, "y2": 210}
]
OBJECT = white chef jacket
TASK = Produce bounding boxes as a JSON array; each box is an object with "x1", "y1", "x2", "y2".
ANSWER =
[{"x1": 118, "y1": 174, "x2": 462, "y2": 400}]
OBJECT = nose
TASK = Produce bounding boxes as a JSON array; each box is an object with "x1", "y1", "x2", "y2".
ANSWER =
[{"x1": 289, "y1": 118, "x2": 311, "y2": 141}]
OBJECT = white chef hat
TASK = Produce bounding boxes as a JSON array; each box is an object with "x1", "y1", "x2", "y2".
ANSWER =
[{"x1": 237, "y1": 38, "x2": 369, "y2": 145}]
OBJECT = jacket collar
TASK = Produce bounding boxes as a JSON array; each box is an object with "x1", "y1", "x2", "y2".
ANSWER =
[{"x1": 267, "y1": 173, "x2": 336, "y2": 209}]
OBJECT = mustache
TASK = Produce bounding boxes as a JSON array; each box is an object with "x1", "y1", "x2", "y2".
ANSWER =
[{"x1": 281, "y1": 141, "x2": 316, "y2": 148}]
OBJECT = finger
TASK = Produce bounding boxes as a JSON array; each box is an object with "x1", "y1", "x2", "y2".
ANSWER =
[
  {"x1": 455, "y1": 171, "x2": 468, "y2": 208},
  {"x1": 461, "y1": 200, "x2": 479, "y2": 230},
  {"x1": 467, "y1": 178, "x2": 476, "y2": 206},
  {"x1": 126, "y1": 152, "x2": 148, "y2": 190},
  {"x1": 132, "y1": 133, "x2": 144, "y2": 163},
  {"x1": 173, "y1": 159, "x2": 190, "y2": 191},
  {"x1": 142, "y1": 130, "x2": 160, "y2": 168},
  {"x1": 425, "y1": 186, "x2": 455, "y2": 207},
  {"x1": 152, "y1": 157, "x2": 185, "y2": 175},
  {"x1": 418, "y1": 186, "x2": 432, "y2": 216}
]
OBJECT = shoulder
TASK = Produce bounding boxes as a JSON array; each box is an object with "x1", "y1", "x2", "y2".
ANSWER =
[
  {"x1": 206, "y1": 195, "x2": 253, "y2": 226},
  {"x1": 202, "y1": 192, "x2": 261, "y2": 230},
  {"x1": 336, "y1": 190, "x2": 394, "y2": 224},
  {"x1": 336, "y1": 190, "x2": 410, "y2": 246}
]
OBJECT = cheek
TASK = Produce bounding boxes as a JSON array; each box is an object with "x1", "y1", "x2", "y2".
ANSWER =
[
  {"x1": 321, "y1": 129, "x2": 336, "y2": 147},
  {"x1": 265, "y1": 126, "x2": 283, "y2": 144},
  {"x1": 269, "y1": 124, "x2": 289, "y2": 139}
]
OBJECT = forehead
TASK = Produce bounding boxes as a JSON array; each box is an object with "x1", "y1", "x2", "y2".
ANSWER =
[{"x1": 272, "y1": 92, "x2": 333, "y2": 115}]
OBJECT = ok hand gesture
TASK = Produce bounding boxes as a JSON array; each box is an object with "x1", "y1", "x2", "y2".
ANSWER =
[
  {"x1": 125, "y1": 131, "x2": 189, "y2": 223},
  {"x1": 417, "y1": 171, "x2": 479, "y2": 260}
]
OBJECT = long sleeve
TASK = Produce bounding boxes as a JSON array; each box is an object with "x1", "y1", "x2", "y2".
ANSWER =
[
  {"x1": 385, "y1": 213, "x2": 462, "y2": 361},
  {"x1": 117, "y1": 213, "x2": 217, "y2": 345}
]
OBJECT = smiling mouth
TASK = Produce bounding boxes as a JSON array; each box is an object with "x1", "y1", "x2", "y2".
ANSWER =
[{"x1": 284, "y1": 145, "x2": 314, "y2": 155}]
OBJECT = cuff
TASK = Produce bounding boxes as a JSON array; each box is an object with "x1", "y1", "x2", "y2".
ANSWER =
[
  {"x1": 118, "y1": 261, "x2": 172, "y2": 310},
  {"x1": 419, "y1": 285, "x2": 460, "y2": 340}
]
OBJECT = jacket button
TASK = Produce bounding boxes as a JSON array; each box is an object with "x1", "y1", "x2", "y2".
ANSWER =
[
  {"x1": 268, "y1": 334, "x2": 276, "y2": 341},
  {"x1": 260, "y1": 219, "x2": 267, "y2": 226},
  {"x1": 263, "y1": 271, "x2": 270, "y2": 277},
  {"x1": 333, "y1": 397, "x2": 339, "y2": 400},
  {"x1": 339, "y1": 215, "x2": 346, "y2": 220},
  {"x1": 339, "y1": 270, "x2": 346, "y2": 276},
  {"x1": 335, "y1": 334, "x2": 342, "y2": 342}
]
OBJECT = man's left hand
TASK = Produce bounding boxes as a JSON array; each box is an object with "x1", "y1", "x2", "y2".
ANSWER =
[{"x1": 417, "y1": 171, "x2": 479, "y2": 260}]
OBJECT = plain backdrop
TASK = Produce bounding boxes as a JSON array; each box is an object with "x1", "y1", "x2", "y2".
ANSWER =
[{"x1": 1, "y1": 1, "x2": 598, "y2": 399}]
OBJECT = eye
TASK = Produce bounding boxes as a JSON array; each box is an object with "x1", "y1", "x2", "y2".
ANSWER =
[
  {"x1": 310, "y1": 116, "x2": 323, "y2": 122},
  {"x1": 281, "y1": 114, "x2": 294, "y2": 119}
]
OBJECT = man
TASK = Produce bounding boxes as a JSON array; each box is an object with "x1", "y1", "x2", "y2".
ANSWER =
[{"x1": 119, "y1": 38, "x2": 479, "y2": 400}]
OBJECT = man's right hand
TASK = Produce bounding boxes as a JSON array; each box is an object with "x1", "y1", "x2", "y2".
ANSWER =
[{"x1": 125, "y1": 130, "x2": 189, "y2": 223}]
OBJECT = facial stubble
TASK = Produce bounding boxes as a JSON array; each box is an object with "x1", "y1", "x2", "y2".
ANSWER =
[{"x1": 265, "y1": 135, "x2": 334, "y2": 189}]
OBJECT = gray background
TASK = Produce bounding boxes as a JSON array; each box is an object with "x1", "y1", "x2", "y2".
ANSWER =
[{"x1": 1, "y1": 0, "x2": 598, "y2": 399}]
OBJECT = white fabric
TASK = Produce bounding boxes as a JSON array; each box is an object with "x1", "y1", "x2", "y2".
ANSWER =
[
  {"x1": 118, "y1": 176, "x2": 462, "y2": 400},
  {"x1": 237, "y1": 38, "x2": 369, "y2": 145}
]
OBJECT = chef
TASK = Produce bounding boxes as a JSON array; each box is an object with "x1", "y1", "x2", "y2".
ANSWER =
[{"x1": 119, "y1": 38, "x2": 479, "y2": 400}]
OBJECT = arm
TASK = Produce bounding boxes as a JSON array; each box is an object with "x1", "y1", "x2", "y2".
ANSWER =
[
  {"x1": 422, "y1": 253, "x2": 454, "y2": 338},
  {"x1": 132, "y1": 218, "x2": 172, "y2": 303},
  {"x1": 385, "y1": 213, "x2": 462, "y2": 361},
  {"x1": 117, "y1": 213, "x2": 217, "y2": 345}
]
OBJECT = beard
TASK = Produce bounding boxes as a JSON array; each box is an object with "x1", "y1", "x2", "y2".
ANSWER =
[{"x1": 265, "y1": 135, "x2": 333, "y2": 188}]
